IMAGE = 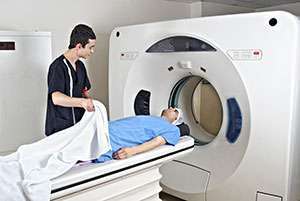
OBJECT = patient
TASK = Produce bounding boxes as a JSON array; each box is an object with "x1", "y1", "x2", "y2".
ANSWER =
[
  {"x1": 93, "y1": 107, "x2": 181, "y2": 163},
  {"x1": 0, "y1": 104, "x2": 183, "y2": 201}
]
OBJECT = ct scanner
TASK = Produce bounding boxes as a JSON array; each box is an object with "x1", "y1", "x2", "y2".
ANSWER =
[{"x1": 109, "y1": 11, "x2": 300, "y2": 201}]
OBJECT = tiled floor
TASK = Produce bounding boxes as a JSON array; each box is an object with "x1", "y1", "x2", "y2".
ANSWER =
[{"x1": 159, "y1": 192, "x2": 185, "y2": 201}]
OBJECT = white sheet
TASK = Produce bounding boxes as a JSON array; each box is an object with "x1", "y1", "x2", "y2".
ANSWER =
[{"x1": 0, "y1": 100, "x2": 111, "y2": 201}]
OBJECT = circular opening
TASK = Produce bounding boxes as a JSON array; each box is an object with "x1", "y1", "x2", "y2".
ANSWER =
[
  {"x1": 169, "y1": 76, "x2": 223, "y2": 145},
  {"x1": 116, "y1": 31, "x2": 120, "y2": 37},
  {"x1": 192, "y1": 79, "x2": 222, "y2": 136},
  {"x1": 269, "y1": 18, "x2": 277, "y2": 26}
]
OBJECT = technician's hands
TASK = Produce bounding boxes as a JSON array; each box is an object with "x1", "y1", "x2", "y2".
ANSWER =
[
  {"x1": 82, "y1": 87, "x2": 90, "y2": 98},
  {"x1": 81, "y1": 98, "x2": 95, "y2": 112},
  {"x1": 113, "y1": 147, "x2": 136, "y2": 160}
]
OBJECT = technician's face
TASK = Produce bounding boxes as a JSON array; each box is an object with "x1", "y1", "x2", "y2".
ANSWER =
[{"x1": 79, "y1": 39, "x2": 96, "y2": 59}]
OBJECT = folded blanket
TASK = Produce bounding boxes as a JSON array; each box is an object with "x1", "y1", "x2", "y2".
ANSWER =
[{"x1": 0, "y1": 100, "x2": 111, "y2": 201}]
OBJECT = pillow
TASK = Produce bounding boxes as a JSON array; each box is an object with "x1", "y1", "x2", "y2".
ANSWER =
[{"x1": 177, "y1": 122, "x2": 190, "y2": 136}]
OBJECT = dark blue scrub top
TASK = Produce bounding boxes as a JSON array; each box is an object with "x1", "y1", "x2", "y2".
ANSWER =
[{"x1": 45, "y1": 55, "x2": 91, "y2": 136}]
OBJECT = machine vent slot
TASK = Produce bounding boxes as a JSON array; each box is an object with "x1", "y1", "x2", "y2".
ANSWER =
[
  {"x1": 134, "y1": 89, "x2": 151, "y2": 115},
  {"x1": 226, "y1": 98, "x2": 242, "y2": 143},
  {"x1": 146, "y1": 36, "x2": 216, "y2": 53},
  {"x1": 0, "y1": 42, "x2": 15, "y2": 50}
]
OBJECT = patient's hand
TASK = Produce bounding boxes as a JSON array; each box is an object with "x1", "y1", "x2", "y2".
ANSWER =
[{"x1": 113, "y1": 147, "x2": 135, "y2": 160}]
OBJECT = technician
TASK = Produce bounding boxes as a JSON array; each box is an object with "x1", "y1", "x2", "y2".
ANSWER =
[{"x1": 45, "y1": 24, "x2": 96, "y2": 136}]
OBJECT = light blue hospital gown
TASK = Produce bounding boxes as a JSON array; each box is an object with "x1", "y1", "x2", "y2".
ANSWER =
[{"x1": 93, "y1": 115, "x2": 180, "y2": 163}]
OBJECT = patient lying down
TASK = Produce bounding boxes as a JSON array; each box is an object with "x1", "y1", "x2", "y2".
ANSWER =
[
  {"x1": 0, "y1": 102, "x2": 183, "y2": 201},
  {"x1": 93, "y1": 107, "x2": 181, "y2": 163}
]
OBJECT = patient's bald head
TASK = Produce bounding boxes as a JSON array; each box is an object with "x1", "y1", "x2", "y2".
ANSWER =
[{"x1": 161, "y1": 107, "x2": 179, "y2": 123}]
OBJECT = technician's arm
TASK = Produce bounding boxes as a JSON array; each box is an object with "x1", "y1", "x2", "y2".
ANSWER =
[
  {"x1": 113, "y1": 136, "x2": 166, "y2": 160},
  {"x1": 52, "y1": 91, "x2": 95, "y2": 112}
]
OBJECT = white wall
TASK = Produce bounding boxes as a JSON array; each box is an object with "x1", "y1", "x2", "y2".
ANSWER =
[
  {"x1": 190, "y1": 2, "x2": 203, "y2": 17},
  {"x1": 190, "y1": 2, "x2": 253, "y2": 18},
  {"x1": 191, "y1": 1, "x2": 300, "y2": 18},
  {"x1": 256, "y1": 2, "x2": 300, "y2": 16},
  {"x1": 0, "y1": 0, "x2": 190, "y2": 107}
]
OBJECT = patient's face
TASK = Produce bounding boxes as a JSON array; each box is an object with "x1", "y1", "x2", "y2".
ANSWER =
[{"x1": 162, "y1": 108, "x2": 179, "y2": 123}]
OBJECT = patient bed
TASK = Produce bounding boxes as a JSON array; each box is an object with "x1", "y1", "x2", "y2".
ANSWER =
[{"x1": 51, "y1": 136, "x2": 194, "y2": 201}]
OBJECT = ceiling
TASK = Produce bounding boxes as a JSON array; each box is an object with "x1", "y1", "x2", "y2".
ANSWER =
[{"x1": 165, "y1": 0, "x2": 300, "y2": 8}]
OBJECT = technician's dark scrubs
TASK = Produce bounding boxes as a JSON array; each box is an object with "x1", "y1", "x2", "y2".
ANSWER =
[{"x1": 45, "y1": 55, "x2": 91, "y2": 136}]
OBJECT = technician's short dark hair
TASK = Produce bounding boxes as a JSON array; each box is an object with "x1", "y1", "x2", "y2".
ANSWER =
[{"x1": 68, "y1": 24, "x2": 96, "y2": 49}]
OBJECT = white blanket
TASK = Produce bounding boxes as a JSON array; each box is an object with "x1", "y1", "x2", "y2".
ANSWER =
[{"x1": 0, "y1": 100, "x2": 111, "y2": 201}]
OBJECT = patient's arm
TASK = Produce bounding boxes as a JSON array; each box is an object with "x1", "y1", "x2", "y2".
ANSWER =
[{"x1": 113, "y1": 136, "x2": 166, "y2": 160}]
